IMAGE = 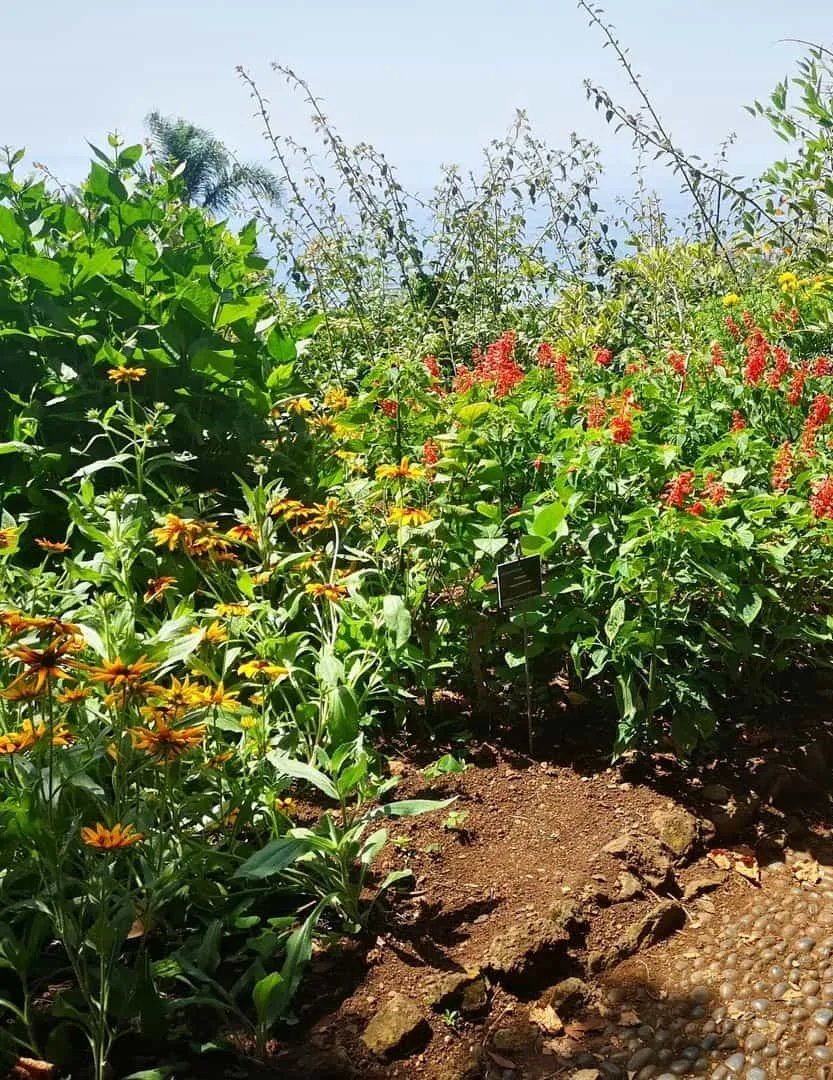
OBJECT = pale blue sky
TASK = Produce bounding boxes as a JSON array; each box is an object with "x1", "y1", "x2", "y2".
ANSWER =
[{"x1": 3, "y1": 0, "x2": 831, "y2": 194}]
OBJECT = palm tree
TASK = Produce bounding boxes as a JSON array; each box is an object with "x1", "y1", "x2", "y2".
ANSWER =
[{"x1": 146, "y1": 111, "x2": 281, "y2": 212}]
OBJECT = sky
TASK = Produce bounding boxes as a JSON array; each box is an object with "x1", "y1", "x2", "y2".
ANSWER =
[{"x1": 2, "y1": 0, "x2": 831, "y2": 199}]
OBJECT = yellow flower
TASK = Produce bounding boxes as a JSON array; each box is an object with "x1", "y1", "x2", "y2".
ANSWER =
[
  {"x1": 3, "y1": 637, "x2": 83, "y2": 692},
  {"x1": 721, "y1": 293, "x2": 740, "y2": 307},
  {"x1": 387, "y1": 506, "x2": 432, "y2": 527},
  {"x1": 304, "y1": 582, "x2": 348, "y2": 603},
  {"x1": 284, "y1": 397, "x2": 313, "y2": 415},
  {"x1": 226, "y1": 523, "x2": 259, "y2": 543},
  {"x1": 55, "y1": 686, "x2": 91, "y2": 704},
  {"x1": 275, "y1": 796, "x2": 297, "y2": 816},
  {"x1": 190, "y1": 621, "x2": 228, "y2": 646},
  {"x1": 237, "y1": 659, "x2": 290, "y2": 680},
  {"x1": 215, "y1": 602, "x2": 250, "y2": 618},
  {"x1": 376, "y1": 457, "x2": 426, "y2": 481},
  {"x1": 250, "y1": 571, "x2": 273, "y2": 586},
  {"x1": 81, "y1": 823, "x2": 144, "y2": 849},
  {"x1": 309, "y1": 416, "x2": 338, "y2": 435},
  {"x1": 240, "y1": 716, "x2": 258, "y2": 730},
  {"x1": 201, "y1": 682, "x2": 240, "y2": 710},
  {"x1": 107, "y1": 367, "x2": 147, "y2": 384},
  {"x1": 293, "y1": 498, "x2": 348, "y2": 535},
  {"x1": 0, "y1": 528, "x2": 18, "y2": 552},
  {"x1": 778, "y1": 270, "x2": 799, "y2": 293},
  {"x1": 159, "y1": 676, "x2": 205, "y2": 711},
  {"x1": 323, "y1": 387, "x2": 352, "y2": 412}
]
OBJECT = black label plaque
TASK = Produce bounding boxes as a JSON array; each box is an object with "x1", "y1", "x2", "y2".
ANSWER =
[{"x1": 496, "y1": 555, "x2": 543, "y2": 609}]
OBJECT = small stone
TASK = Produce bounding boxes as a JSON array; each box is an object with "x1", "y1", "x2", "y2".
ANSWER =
[
  {"x1": 650, "y1": 807, "x2": 699, "y2": 862},
  {"x1": 460, "y1": 977, "x2": 489, "y2": 1017},
  {"x1": 424, "y1": 968, "x2": 482, "y2": 1011},
  {"x1": 485, "y1": 918, "x2": 569, "y2": 985},
  {"x1": 361, "y1": 993, "x2": 430, "y2": 1056},
  {"x1": 702, "y1": 783, "x2": 730, "y2": 803},
  {"x1": 492, "y1": 1020, "x2": 538, "y2": 1053},
  {"x1": 541, "y1": 977, "x2": 589, "y2": 1016},
  {"x1": 724, "y1": 1051, "x2": 745, "y2": 1072},
  {"x1": 617, "y1": 871, "x2": 643, "y2": 902},
  {"x1": 682, "y1": 872, "x2": 725, "y2": 902}
]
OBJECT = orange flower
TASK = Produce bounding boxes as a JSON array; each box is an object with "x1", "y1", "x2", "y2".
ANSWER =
[
  {"x1": 87, "y1": 655, "x2": 156, "y2": 689},
  {"x1": 3, "y1": 637, "x2": 82, "y2": 692},
  {"x1": 35, "y1": 538, "x2": 70, "y2": 554},
  {"x1": 81, "y1": 823, "x2": 144, "y2": 849},
  {"x1": 159, "y1": 676, "x2": 205, "y2": 711},
  {"x1": 151, "y1": 514, "x2": 213, "y2": 552},
  {"x1": 144, "y1": 576, "x2": 177, "y2": 602},
  {"x1": 130, "y1": 717, "x2": 205, "y2": 762},
  {"x1": 304, "y1": 582, "x2": 349, "y2": 603},
  {"x1": 284, "y1": 397, "x2": 313, "y2": 415},
  {"x1": 0, "y1": 718, "x2": 72, "y2": 751},
  {"x1": 107, "y1": 367, "x2": 147, "y2": 384},
  {"x1": 55, "y1": 686, "x2": 91, "y2": 704},
  {"x1": 226, "y1": 523, "x2": 259, "y2": 543},
  {"x1": 0, "y1": 678, "x2": 44, "y2": 702},
  {"x1": 323, "y1": 387, "x2": 352, "y2": 412},
  {"x1": 294, "y1": 498, "x2": 348, "y2": 535}
]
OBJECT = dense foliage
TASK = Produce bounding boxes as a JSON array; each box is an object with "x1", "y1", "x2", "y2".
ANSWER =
[{"x1": 2, "y1": 34, "x2": 833, "y2": 1079}]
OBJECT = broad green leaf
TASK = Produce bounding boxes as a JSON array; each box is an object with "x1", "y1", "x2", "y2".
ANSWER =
[
  {"x1": 531, "y1": 501, "x2": 566, "y2": 538},
  {"x1": 191, "y1": 347, "x2": 235, "y2": 379},
  {"x1": 10, "y1": 254, "x2": 66, "y2": 293},
  {"x1": 265, "y1": 752, "x2": 339, "y2": 801},
  {"x1": 737, "y1": 586, "x2": 763, "y2": 626},
  {"x1": 605, "y1": 598, "x2": 626, "y2": 643},
  {"x1": 234, "y1": 838, "x2": 308, "y2": 879}
]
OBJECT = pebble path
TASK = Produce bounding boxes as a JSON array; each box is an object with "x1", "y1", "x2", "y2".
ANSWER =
[{"x1": 577, "y1": 856, "x2": 833, "y2": 1079}]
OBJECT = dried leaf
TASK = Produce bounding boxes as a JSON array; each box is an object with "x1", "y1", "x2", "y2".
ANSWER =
[
  {"x1": 11, "y1": 1060, "x2": 55, "y2": 1080},
  {"x1": 708, "y1": 846, "x2": 760, "y2": 883},
  {"x1": 126, "y1": 917, "x2": 145, "y2": 940},
  {"x1": 530, "y1": 1004, "x2": 563, "y2": 1035},
  {"x1": 793, "y1": 857, "x2": 821, "y2": 885}
]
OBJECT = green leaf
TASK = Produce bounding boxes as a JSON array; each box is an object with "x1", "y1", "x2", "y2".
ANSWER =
[
  {"x1": 531, "y1": 501, "x2": 566, "y2": 538},
  {"x1": 74, "y1": 247, "x2": 122, "y2": 286},
  {"x1": 234, "y1": 838, "x2": 308, "y2": 880},
  {"x1": 265, "y1": 752, "x2": 339, "y2": 801},
  {"x1": 605, "y1": 598, "x2": 626, "y2": 643},
  {"x1": 382, "y1": 594, "x2": 412, "y2": 648},
  {"x1": 722, "y1": 466, "x2": 748, "y2": 487},
  {"x1": 267, "y1": 327, "x2": 297, "y2": 362},
  {"x1": 474, "y1": 537, "x2": 508, "y2": 557},
  {"x1": 367, "y1": 798, "x2": 454, "y2": 820},
  {"x1": 10, "y1": 254, "x2": 66, "y2": 293},
  {"x1": 216, "y1": 296, "x2": 263, "y2": 329},
  {"x1": 737, "y1": 586, "x2": 763, "y2": 626},
  {"x1": 293, "y1": 314, "x2": 324, "y2": 339},
  {"x1": 191, "y1": 347, "x2": 235, "y2": 379},
  {"x1": 0, "y1": 206, "x2": 24, "y2": 246}
]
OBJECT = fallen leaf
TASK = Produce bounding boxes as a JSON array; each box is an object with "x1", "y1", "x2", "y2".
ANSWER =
[
  {"x1": 530, "y1": 1004, "x2": 563, "y2": 1035},
  {"x1": 11, "y1": 1060, "x2": 55, "y2": 1080},
  {"x1": 126, "y1": 917, "x2": 145, "y2": 940},
  {"x1": 708, "y1": 846, "x2": 760, "y2": 883},
  {"x1": 793, "y1": 857, "x2": 821, "y2": 885}
]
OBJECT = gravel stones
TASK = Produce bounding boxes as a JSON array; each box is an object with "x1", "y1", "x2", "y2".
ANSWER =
[{"x1": 580, "y1": 855, "x2": 833, "y2": 1077}]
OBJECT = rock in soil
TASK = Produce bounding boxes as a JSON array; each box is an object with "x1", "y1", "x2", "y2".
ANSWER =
[
  {"x1": 601, "y1": 831, "x2": 674, "y2": 889},
  {"x1": 702, "y1": 792, "x2": 760, "y2": 841},
  {"x1": 491, "y1": 1019, "x2": 540, "y2": 1053},
  {"x1": 649, "y1": 806, "x2": 700, "y2": 863},
  {"x1": 539, "y1": 976, "x2": 590, "y2": 1015},
  {"x1": 424, "y1": 967, "x2": 482, "y2": 1011},
  {"x1": 682, "y1": 871, "x2": 725, "y2": 901},
  {"x1": 588, "y1": 900, "x2": 686, "y2": 973},
  {"x1": 483, "y1": 916, "x2": 570, "y2": 987},
  {"x1": 360, "y1": 992, "x2": 430, "y2": 1056}
]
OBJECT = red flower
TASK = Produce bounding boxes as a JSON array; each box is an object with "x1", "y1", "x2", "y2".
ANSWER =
[
  {"x1": 703, "y1": 472, "x2": 727, "y2": 506},
  {"x1": 553, "y1": 352, "x2": 572, "y2": 405},
  {"x1": 711, "y1": 341, "x2": 726, "y2": 370},
  {"x1": 532, "y1": 456, "x2": 544, "y2": 472},
  {"x1": 422, "y1": 355, "x2": 440, "y2": 379},
  {"x1": 787, "y1": 366, "x2": 807, "y2": 406},
  {"x1": 743, "y1": 327, "x2": 770, "y2": 386},
  {"x1": 663, "y1": 471, "x2": 695, "y2": 509},
  {"x1": 379, "y1": 399, "x2": 399, "y2": 417},
  {"x1": 808, "y1": 392, "x2": 831, "y2": 428},
  {"x1": 593, "y1": 346, "x2": 613, "y2": 367},
  {"x1": 742, "y1": 310, "x2": 755, "y2": 329},
  {"x1": 814, "y1": 356, "x2": 832, "y2": 377},
  {"x1": 810, "y1": 477, "x2": 833, "y2": 520},
  {"x1": 730, "y1": 410, "x2": 746, "y2": 433},
  {"x1": 789, "y1": 307, "x2": 800, "y2": 326},
  {"x1": 668, "y1": 351, "x2": 687, "y2": 379},
  {"x1": 725, "y1": 315, "x2": 741, "y2": 340},
  {"x1": 585, "y1": 397, "x2": 606, "y2": 429},
  {"x1": 536, "y1": 342, "x2": 555, "y2": 367},
  {"x1": 624, "y1": 361, "x2": 642, "y2": 375},
  {"x1": 422, "y1": 438, "x2": 440, "y2": 466},
  {"x1": 766, "y1": 346, "x2": 791, "y2": 391},
  {"x1": 772, "y1": 441, "x2": 793, "y2": 493},
  {"x1": 609, "y1": 414, "x2": 633, "y2": 444},
  {"x1": 688, "y1": 500, "x2": 706, "y2": 517},
  {"x1": 452, "y1": 332, "x2": 524, "y2": 398}
]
